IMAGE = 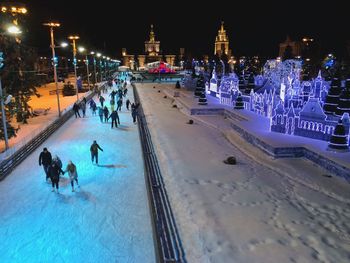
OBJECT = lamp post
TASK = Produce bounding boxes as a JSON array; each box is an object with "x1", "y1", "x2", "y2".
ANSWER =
[
  {"x1": 0, "y1": 74, "x2": 9, "y2": 150},
  {"x1": 68, "y1": 35, "x2": 79, "y2": 100},
  {"x1": 0, "y1": 25, "x2": 22, "y2": 150},
  {"x1": 78, "y1": 47, "x2": 91, "y2": 90},
  {"x1": 43, "y1": 22, "x2": 61, "y2": 117},
  {"x1": 91, "y1": 52, "x2": 97, "y2": 85},
  {"x1": 96, "y1": 53, "x2": 102, "y2": 82}
]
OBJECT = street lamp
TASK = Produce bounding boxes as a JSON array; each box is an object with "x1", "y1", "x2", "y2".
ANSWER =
[
  {"x1": 90, "y1": 51, "x2": 98, "y2": 85},
  {"x1": 43, "y1": 22, "x2": 61, "y2": 117},
  {"x1": 78, "y1": 47, "x2": 91, "y2": 90},
  {"x1": 0, "y1": 26, "x2": 22, "y2": 150},
  {"x1": 96, "y1": 53, "x2": 102, "y2": 82},
  {"x1": 68, "y1": 35, "x2": 80, "y2": 100}
]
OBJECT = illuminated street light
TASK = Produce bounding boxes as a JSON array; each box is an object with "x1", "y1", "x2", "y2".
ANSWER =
[
  {"x1": 60, "y1": 42, "x2": 68, "y2": 48},
  {"x1": 43, "y1": 22, "x2": 61, "y2": 117},
  {"x1": 0, "y1": 27, "x2": 22, "y2": 150},
  {"x1": 7, "y1": 25, "x2": 21, "y2": 34}
]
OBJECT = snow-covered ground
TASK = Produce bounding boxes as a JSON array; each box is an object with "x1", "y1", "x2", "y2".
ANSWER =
[
  {"x1": 137, "y1": 83, "x2": 350, "y2": 263},
  {"x1": 0, "y1": 83, "x2": 155, "y2": 263},
  {"x1": 0, "y1": 79, "x2": 91, "y2": 154}
]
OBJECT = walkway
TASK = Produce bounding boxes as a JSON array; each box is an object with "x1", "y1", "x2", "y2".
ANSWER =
[{"x1": 0, "y1": 83, "x2": 155, "y2": 263}]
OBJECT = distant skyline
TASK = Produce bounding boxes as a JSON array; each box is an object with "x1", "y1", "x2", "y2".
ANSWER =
[{"x1": 18, "y1": 1, "x2": 350, "y2": 59}]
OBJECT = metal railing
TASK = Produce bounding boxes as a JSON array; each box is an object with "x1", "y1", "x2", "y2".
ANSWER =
[
  {"x1": 133, "y1": 83, "x2": 186, "y2": 263},
  {"x1": 0, "y1": 83, "x2": 106, "y2": 180}
]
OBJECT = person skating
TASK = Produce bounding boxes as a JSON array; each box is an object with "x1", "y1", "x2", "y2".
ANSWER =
[
  {"x1": 49, "y1": 161, "x2": 64, "y2": 193},
  {"x1": 103, "y1": 106, "x2": 109, "y2": 122},
  {"x1": 117, "y1": 98, "x2": 123, "y2": 111},
  {"x1": 73, "y1": 102, "x2": 81, "y2": 118},
  {"x1": 80, "y1": 100, "x2": 86, "y2": 117},
  {"x1": 89, "y1": 100, "x2": 97, "y2": 115},
  {"x1": 90, "y1": 140, "x2": 103, "y2": 165},
  {"x1": 64, "y1": 160, "x2": 79, "y2": 192},
  {"x1": 98, "y1": 106, "x2": 103, "y2": 122},
  {"x1": 131, "y1": 104, "x2": 138, "y2": 124},
  {"x1": 99, "y1": 95, "x2": 105, "y2": 107},
  {"x1": 108, "y1": 110, "x2": 120, "y2": 128},
  {"x1": 39, "y1": 147, "x2": 52, "y2": 182},
  {"x1": 52, "y1": 155, "x2": 62, "y2": 171},
  {"x1": 126, "y1": 99, "x2": 131, "y2": 110},
  {"x1": 110, "y1": 98, "x2": 115, "y2": 112}
]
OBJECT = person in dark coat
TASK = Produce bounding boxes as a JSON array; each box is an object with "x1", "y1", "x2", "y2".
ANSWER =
[
  {"x1": 131, "y1": 105, "x2": 138, "y2": 124},
  {"x1": 73, "y1": 102, "x2": 81, "y2": 118},
  {"x1": 39, "y1": 147, "x2": 52, "y2": 182},
  {"x1": 90, "y1": 140, "x2": 103, "y2": 164},
  {"x1": 126, "y1": 99, "x2": 131, "y2": 110},
  {"x1": 80, "y1": 100, "x2": 86, "y2": 117},
  {"x1": 110, "y1": 90, "x2": 116, "y2": 101},
  {"x1": 99, "y1": 95, "x2": 105, "y2": 107},
  {"x1": 103, "y1": 106, "x2": 109, "y2": 122},
  {"x1": 123, "y1": 87, "x2": 128, "y2": 97},
  {"x1": 97, "y1": 106, "x2": 103, "y2": 122},
  {"x1": 49, "y1": 162, "x2": 64, "y2": 193},
  {"x1": 117, "y1": 98, "x2": 123, "y2": 111},
  {"x1": 108, "y1": 110, "x2": 120, "y2": 128}
]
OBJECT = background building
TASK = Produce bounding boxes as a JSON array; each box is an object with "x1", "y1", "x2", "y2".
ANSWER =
[{"x1": 122, "y1": 25, "x2": 176, "y2": 70}]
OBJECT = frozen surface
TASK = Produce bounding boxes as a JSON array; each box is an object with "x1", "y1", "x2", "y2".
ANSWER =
[
  {"x1": 0, "y1": 83, "x2": 155, "y2": 263},
  {"x1": 137, "y1": 83, "x2": 350, "y2": 263}
]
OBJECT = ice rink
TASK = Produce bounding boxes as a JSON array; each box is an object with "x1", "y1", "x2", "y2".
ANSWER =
[{"x1": 0, "y1": 84, "x2": 155, "y2": 263}]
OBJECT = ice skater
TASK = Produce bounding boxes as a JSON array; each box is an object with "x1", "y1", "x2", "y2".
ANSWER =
[
  {"x1": 117, "y1": 98, "x2": 123, "y2": 111},
  {"x1": 64, "y1": 160, "x2": 79, "y2": 192},
  {"x1": 39, "y1": 147, "x2": 52, "y2": 182},
  {"x1": 98, "y1": 106, "x2": 103, "y2": 122},
  {"x1": 90, "y1": 140, "x2": 103, "y2": 165},
  {"x1": 49, "y1": 161, "x2": 64, "y2": 193},
  {"x1": 99, "y1": 95, "x2": 105, "y2": 107},
  {"x1": 126, "y1": 98, "x2": 131, "y2": 110},
  {"x1": 131, "y1": 104, "x2": 138, "y2": 124},
  {"x1": 73, "y1": 102, "x2": 81, "y2": 118},
  {"x1": 103, "y1": 106, "x2": 109, "y2": 122},
  {"x1": 108, "y1": 110, "x2": 120, "y2": 128}
]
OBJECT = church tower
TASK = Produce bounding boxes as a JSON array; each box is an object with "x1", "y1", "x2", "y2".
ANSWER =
[{"x1": 214, "y1": 21, "x2": 230, "y2": 57}]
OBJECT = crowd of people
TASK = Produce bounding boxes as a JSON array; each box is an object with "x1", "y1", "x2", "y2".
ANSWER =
[{"x1": 39, "y1": 72, "x2": 140, "y2": 194}]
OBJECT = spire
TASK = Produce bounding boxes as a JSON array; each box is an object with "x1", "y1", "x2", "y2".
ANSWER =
[
  {"x1": 149, "y1": 24, "x2": 155, "y2": 42},
  {"x1": 221, "y1": 21, "x2": 224, "y2": 32}
]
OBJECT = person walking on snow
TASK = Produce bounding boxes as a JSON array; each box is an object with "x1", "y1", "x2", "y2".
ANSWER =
[
  {"x1": 90, "y1": 140, "x2": 103, "y2": 165},
  {"x1": 73, "y1": 102, "x2": 81, "y2": 118},
  {"x1": 108, "y1": 110, "x2": 120, "y2": 128},
  {"x1": 49, "y1": 161, "x2": 64, "y2": 193},
  {"x1": 39, "y1": 147, "x2": 52, "y2": 182},
  {"x1": 64, "y1": 160, "x2": 79, "y2": 192}
]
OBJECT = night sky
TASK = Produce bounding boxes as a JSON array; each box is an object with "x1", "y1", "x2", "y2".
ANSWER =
[{"x1": 20, "y1": 0, "x2": 349, "y2": 59}]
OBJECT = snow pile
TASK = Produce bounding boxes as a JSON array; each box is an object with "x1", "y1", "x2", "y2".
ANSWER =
[{"x1": 137, "y1": 83, "x2": 350, "y2": 263}]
